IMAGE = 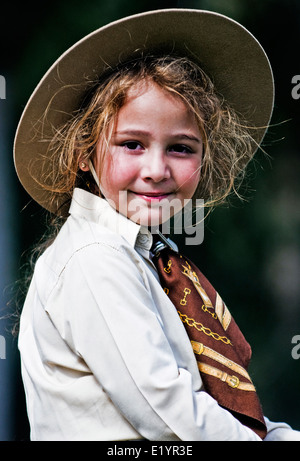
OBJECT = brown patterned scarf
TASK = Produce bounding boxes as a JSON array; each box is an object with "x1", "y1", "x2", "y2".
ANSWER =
[{"x1": 151, "y1": 234, "x2": 267, "y2": 439}]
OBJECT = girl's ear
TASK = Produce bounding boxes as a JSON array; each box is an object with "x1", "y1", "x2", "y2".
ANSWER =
[{"x1": 78, "y1": 159, "x2": 90, "y2": 172}]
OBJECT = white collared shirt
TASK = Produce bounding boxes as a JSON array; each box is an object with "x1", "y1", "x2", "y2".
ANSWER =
[{"x1": 18, "y1": 188, "x2": 298, "y2": 441}]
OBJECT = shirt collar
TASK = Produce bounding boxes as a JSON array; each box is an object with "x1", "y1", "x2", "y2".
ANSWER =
[{"x1": 69, "y1": 188, "x2": 153, "y2": 250}]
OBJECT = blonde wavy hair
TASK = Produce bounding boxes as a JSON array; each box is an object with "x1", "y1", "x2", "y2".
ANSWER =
[{"x1": 46, "y1": 54, "x2": 256, "y2": 214}]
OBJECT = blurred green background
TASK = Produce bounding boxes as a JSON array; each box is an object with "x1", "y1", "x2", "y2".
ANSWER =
[{"x1": 1, "y1": 0, "x2": 300, "y2": 441}]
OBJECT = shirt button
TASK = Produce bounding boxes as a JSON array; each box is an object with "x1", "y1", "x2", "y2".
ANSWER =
[
  {"x1": 138, "y1": 234, "x2": 148, "y2": 243},
  {"x1": 137, "y1": 233, "x2": 151, "y2": 247}
]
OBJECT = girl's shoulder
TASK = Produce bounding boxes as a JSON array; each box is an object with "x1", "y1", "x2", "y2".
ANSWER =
[
  {"x1": 38, "y1": 211, "x2": 142, "y2": 278},
  {"x1": 32, "y1": 214, "x2": 143, "y2": 304}
]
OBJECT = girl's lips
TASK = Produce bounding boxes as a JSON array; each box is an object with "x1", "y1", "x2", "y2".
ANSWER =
[{"x1": 130, "y1": 191, "x2": 172, "y2": 201}]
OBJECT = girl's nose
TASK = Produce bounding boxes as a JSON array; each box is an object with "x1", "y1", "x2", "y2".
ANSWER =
[{"x1": 141, "y1": 150, "x2": 171, "y2": 183}]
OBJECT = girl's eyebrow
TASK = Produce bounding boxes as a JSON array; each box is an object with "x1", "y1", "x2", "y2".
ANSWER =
[
  {"x1": 173, "y1": 134, "x2": 202, "y2": 144},
  {"x1": 114, "y1": 130, "x2": 202, "y2": 143},
  {"x1": 114, "y1": 129, "x2": 151, "y2": 138}
]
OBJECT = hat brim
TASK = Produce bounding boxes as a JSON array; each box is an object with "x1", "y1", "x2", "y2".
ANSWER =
[{"x1": 14, "y1": 8, "x2": 274, "y2": 215}]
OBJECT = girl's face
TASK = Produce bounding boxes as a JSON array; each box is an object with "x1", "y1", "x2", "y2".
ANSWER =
[{"x1": 94, "y1": 80, "x2": 203, "y2": 227}]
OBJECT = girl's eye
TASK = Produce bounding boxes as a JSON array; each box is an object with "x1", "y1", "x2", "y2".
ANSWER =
[
  {"x1": 122, "y1": 141, "x2": 143, "y2": 151},
  {"x1": 169, "y1": 144, "x2": 193, "y2": 154}
]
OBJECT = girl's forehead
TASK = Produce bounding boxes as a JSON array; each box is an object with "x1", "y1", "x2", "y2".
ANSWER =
[
  {"x1": 113, "y1": 82, "x2": 202, "y2": 140},
  {"x1": 123, "y1": 78, "x2": 154, "y2": 100},
  {"x1": 122, "y1": 78, "x2": 188, "y2": 110}
]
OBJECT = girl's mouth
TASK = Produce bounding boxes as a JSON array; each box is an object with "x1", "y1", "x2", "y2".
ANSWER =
[{"x1": 130, "y1": 191, "x2": 173, "y2": 202}]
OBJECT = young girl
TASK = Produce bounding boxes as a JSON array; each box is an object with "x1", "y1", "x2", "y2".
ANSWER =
[{"x1": 14, "y1": 9, "x2": 300, "y2": 441}]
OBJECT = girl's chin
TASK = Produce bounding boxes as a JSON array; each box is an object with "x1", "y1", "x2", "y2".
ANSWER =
[
  {"x1": 115, "y1": 195, "x2": 185, "y2": 227},
  {"x1": 125, "y1": 195, "x2": 184, "y2": 226},
  {"x1": 127, "y1": 210, "x2": 171, "y2": 228}
]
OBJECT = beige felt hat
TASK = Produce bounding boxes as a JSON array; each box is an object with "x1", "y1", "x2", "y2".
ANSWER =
[{"x1": 14, "y1": 8, "x2": 274, "y2": 215}]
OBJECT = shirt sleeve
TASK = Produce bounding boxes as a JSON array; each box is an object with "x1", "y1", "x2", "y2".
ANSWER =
[
  {"x1": 50, "y1": 241, "x2": 261, "y2": 441},
  {"x1": 263, "y1": 417, "x2": 300, "y2": 441}
]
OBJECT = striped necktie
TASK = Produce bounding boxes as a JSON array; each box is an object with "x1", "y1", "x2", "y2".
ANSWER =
[{"x1": 151, "y1": 232, "x2": 267, "y2": 439}]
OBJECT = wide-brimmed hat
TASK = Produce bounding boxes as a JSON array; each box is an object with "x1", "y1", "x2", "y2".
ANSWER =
[{"x1": 14, "y1": 8, "x2": 274, "y2": 216}]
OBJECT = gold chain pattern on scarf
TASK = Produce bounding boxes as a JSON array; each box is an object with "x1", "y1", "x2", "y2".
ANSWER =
[{"x1": 177, "y1": 311, "x2": 233, "y2": 345}]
